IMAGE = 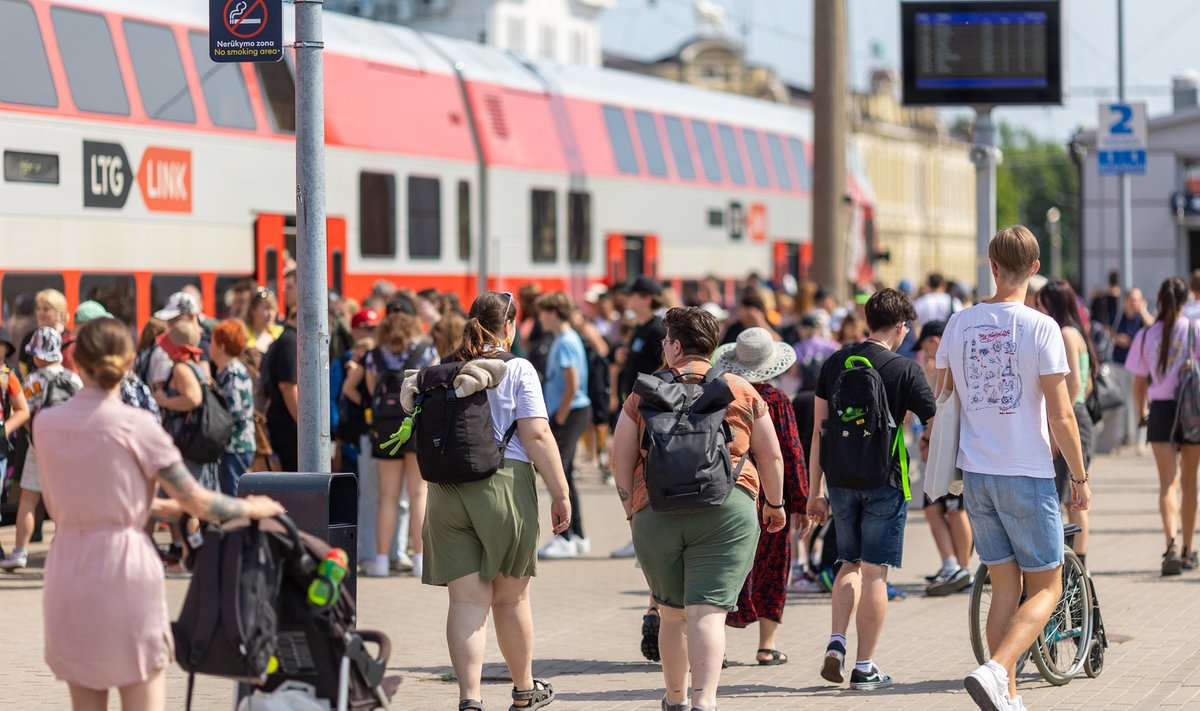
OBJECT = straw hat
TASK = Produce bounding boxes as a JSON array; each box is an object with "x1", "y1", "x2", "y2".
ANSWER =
[{"x1": 712, "y1": 327, "x2": 796, "y2": 383}]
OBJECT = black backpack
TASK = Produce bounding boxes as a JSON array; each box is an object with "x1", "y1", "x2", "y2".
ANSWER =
[
  {"x1": 367, "y1": 347, "x2": 423, "y2": 454},
  {"x1": 412, "y1": 352, "x2": 517, "y2": 484},
  {"x1": 584, "y1": 343, "x2": 611, "y2": 425},
  {"x1": 634, "y1": 368, "x2": 742, "y2": 514},
  {"x1": 175, "y1": 363, "x2": 236, "y2": 464},
  {"x1": 820, "y1": 352, "x2": 910, "y2": 498}
]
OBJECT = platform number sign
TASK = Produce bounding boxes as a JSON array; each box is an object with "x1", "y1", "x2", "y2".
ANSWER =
[
  {"x1": 1097, "y1": 102, "x2": 1148, "y2": 176},
  {"x1": 209, "y1": 0, "x2": 283, "y2": 63}
]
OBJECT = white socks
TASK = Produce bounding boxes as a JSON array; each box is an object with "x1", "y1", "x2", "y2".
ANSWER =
[{"x1": 942, "y1": 556, "x2": 959, "y2": 574}]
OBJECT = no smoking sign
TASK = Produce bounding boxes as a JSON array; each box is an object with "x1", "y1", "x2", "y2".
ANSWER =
[{"x1": 209, "y1": 0, "x2": 283, "y2": 63}]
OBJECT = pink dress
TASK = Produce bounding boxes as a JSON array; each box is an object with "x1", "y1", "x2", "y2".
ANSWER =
[{"x1": 35, "y1": 387, "x2": 183, "y2": 690}]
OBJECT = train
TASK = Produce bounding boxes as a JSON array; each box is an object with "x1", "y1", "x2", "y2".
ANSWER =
[{"x1": 0, "y1": 0, "x2": 875, "y2": 326}]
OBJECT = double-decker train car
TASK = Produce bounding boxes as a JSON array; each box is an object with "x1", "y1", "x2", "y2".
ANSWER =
[{"x1": 0, "y1": 0, "x2": 874, "y2": 327}]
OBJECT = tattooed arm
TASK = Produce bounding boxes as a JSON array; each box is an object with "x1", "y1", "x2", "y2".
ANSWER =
[
  {"x1": 611, "y1": 412, "x2": 640, "y2": 521},
  {"x1": 156, "y1": 461, "x2": 284, "y2": 522}
]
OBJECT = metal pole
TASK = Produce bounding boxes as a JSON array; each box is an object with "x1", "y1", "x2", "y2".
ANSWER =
[
  {"x1": 972, "y1": 106, "x2": 999, "y2": 297},
  {"x1": 1047, "y1": 206, "x2": 1063, "y2": 278},
  {"x1": 294, "y1": 0, "x2": 330, "y2": 473},
  {"x1": 812, "y1": 0, "x2": 848, "y2": 301},
  {"x1": 1118, "y1": 0, "x2": 1133, "y2": 291}
]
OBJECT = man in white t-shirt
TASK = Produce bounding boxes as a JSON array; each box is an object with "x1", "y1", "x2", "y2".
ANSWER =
[
  {"x1": 936, "y1": 226, "x2": 1090, "y2": 711},
  {"x1": 913, "y1": 273, "x2": 963, "y2": 326}
]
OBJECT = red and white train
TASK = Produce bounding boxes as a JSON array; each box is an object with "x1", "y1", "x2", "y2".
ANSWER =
[{"x1": 0, "y1": 0, "x2": 875, "y2": 326}]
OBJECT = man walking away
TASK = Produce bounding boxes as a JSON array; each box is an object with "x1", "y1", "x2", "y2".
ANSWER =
[
  {"x1": 807, "y1": 289, "x2": 936, "y2": 690},
  {"x1": 264, "y1": 308, "x2": 299, "y2": 472},
  {"x1": 937, "y1": 226, "x2": 1091, "y2": 711}
]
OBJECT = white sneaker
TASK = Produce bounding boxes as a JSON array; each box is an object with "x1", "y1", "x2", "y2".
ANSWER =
[
  {"x1": 410, "y1": 555, "x2": 423, "y2": 578},
  {"x1": 0, "y1": 551, "x2": 27, "y2": 571},
  {"x1": 538, "y1": 536, "x2": 578, "y2": 560},
  {"x1": 610, "y1": 540, "x2": 637, "y2": 559},
  {"x1": 1010, "y1": 696, "x2": 1030, "y2": 711},
  {"x1": 964, "y1": 662, "x2": 1012, "y2": 711},
  {"x1": 363, "y1": 557, "x2": 390, "y2": 577},
  {"x1": 574, "y1": 537, "x2": 591, "y2": 555}
]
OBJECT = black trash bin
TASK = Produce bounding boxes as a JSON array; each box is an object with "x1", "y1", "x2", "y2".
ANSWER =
[{"x1": 240, "y1": 472, "x2": 358, "y2": 598}]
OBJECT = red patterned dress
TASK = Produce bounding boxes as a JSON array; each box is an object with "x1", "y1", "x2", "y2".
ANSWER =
[{"x1": 727, "y1": 382, "x2": 809, "y2": 627}]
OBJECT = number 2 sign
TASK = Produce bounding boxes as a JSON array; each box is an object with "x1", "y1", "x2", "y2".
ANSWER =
[{"x1": 1097, "y1": 102, "x2": 1147, "y2": 176}]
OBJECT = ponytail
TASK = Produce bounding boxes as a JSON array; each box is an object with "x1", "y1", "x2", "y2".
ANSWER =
[
  {"x1": 1157, "y1": 277, "x2": 1188, "y2": 374},
  {"x1": 445, "y1": 291, "x2": 517, "y2": 362}
]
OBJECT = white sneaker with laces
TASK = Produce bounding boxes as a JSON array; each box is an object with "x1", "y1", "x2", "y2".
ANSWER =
[
  {"x1": 1010, "y1": 695, "x2": 1030, "y2": 711},
  {"x1": 610, "y1": 540, "x2": 637, "y2": 559},
  {"x1": 0, "y1": 551, "x2": 28, "y2": 571},
  {"x1": 538, "y1": 536, "x2": 578, "y2": 560},
  {"x1": 363, "y1": 557, "x2": 390, "y2": 578},
  {"x1": 574, "y1": 537, "x2": 591, "y2": 555},
  {"x1": 964, "y1": 662, "x2": 1012, "y2": 711}
]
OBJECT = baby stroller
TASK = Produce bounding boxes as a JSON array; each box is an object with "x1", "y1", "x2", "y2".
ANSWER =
[{"x1": 173, "y1": 515, "x2": 402, "y2": 710}]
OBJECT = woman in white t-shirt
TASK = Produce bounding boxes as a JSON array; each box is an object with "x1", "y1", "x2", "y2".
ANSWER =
[{"x1": 422, "y1": 291, "x2": 572, "y2": 711}]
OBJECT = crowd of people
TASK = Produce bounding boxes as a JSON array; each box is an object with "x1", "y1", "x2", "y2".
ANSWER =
[{"x1": 4, "y1": 223, "x2": 1200, "y2": 711}]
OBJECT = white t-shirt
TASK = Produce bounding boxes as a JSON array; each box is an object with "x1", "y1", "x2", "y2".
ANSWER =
[
  {"x1": 914, "y1": 292, "x2": 963, "y2": 325},
  {"x1": 936, "y1": 302, "x2": 1069, "y2": 478},
  {"x1": 487, "y1": 357, "x2": 548, "y2": 463}
]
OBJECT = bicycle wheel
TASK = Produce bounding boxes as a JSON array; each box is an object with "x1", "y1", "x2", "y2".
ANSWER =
[
  {"x1": 1032, "y1": 550, "x2": 1094, "y2": 686},
  {"x1": 968, "y1": 564, "x2": 1031, "y2": 673}
]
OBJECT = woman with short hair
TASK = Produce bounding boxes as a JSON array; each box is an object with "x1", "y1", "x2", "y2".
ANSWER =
[{"x1": 211, "y1": 319, "x2": 257, "y2": 496}]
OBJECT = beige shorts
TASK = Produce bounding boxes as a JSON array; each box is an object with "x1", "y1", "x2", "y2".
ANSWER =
[{"x1": 20, "y1": 448, "x2": 41, "y2": 494}]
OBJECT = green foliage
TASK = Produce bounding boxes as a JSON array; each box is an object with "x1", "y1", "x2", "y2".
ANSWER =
[{"x1": 995, "y1": 123, "x2": 1080, "y2": 279}]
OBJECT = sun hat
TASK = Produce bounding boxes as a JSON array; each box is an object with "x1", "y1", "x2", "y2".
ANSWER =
[
  {"x1": 26, "y1": 327, "x2": 63, "y2": 363},
  {"x1": 154, "y1": 291, "x2": 200, "y2": 321},
  {"x1": 168, "y1": 320, "x2": 202, "y2": 348},
  {"x1": 74, "y1": 300, "x2": 113, "y2": 324},
  {"x1": 712, "y1": 327, "x2": 797, "y2": 383}
]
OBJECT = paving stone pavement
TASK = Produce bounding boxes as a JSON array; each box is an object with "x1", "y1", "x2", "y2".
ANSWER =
[{"x1": 4, "y1": 450, "x2": 1200, "y2": 710}]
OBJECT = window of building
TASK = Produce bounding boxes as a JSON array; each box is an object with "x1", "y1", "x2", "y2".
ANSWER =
[
  {"x1": 51, "y1": 7, "x2": 129, "y2": 115},
  {"x1": 80, "y1": 273, "x2": 137, "y2": 325},
  {"x1": 708, "y1": 209, "x2": 724, "y2": 227},
  {"x1": 568, "y1": 192, "x2": 591, "y2": 264},
  {"x1": 360, "y1": 172, "x2": 395, "y2": 257},
  {"x1": 717, "y1": 125, "x2": 746, "y2": 185},
  {"x1": 634, "y1": 111, "x2": 668, "y2": 178},
  {"x1": 408, "y1": 176, "x2": 441, "y2": 259},
  {"x1": 788, "y1": 137, "x2": 812, "y2": 191},
  {"x1": 256, "y1": 60, "x2": 295, "y2": 132},
  {"x1": 0, "y1": 0, "x2": 57, "y2": 107},
  {"x1": 507, "y1": 16, "x2": 526, "y2": 54},
  {"x1": 531, "y1": 189, "x2": 557, "y2": 263},
  {"x1": 662, "y1": 116, "x2": 695, "y2": 180},
  {"x1": 457, "y1": 180, "x2": 471, "y2": 260},
  {"x1": 187, "y1": 32, "x2": 256, "y2": 130},
  {"x1": 765, "y1": 134, "x2": 792, "y2": 190},
  {"x1": 150, "y1": 275, "x2": 200, "y2": 315},
  {"x1": 602, "y1": 106, "x2": 640, "y2": 175},
  {"x1": 742, "y1": 129, "x2": 771, "y2": 188},
  {"x1": 1, "y1": 273, "x2": 65, "y2": 330},
  {"x1": 539, "y1": 24, "x2": 556, "y2": 59},
  {"x1": 124, "y1": 20, "x2": 195, "y2": 123},
  {"x1": 691, "y1": 120, "x2": 722, "y2": 182}
]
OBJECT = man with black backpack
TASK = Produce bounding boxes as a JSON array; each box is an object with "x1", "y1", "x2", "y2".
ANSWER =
[{"x1": 807, "y1": 289, "x2": 936, "y2": 690}]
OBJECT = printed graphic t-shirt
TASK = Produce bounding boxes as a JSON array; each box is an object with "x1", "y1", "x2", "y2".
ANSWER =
[{"x1": 936, "y1": 302, "x2": 1069, "y2": 479}]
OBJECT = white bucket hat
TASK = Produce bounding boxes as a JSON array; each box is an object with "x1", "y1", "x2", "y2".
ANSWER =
[{"x1": 712, "y1": 327, "x2": 796, "y2": 383}]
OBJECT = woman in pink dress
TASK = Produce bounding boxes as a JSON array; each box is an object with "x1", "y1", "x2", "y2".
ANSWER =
[{"x1": 34, "y1": 317, "x2": 283, "y2": 711}]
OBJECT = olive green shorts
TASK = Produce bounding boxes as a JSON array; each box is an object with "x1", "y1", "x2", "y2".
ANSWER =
[
  {"x1": 631, "y1": 487, "x2": 760, "y2": 611},
  {"x1": 422, "y1": 459, "x2": 539, "y2": 586}
]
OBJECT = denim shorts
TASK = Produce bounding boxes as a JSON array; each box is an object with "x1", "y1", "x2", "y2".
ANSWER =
[
  {"x1": 827, "y1": 485, "x2": 907, "y2": 568},
  {"x1": 963, "y1": 471, "x2": 1063, "y2": 573}
]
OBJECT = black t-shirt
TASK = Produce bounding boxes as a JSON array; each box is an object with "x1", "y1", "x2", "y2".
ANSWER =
[
  {"x1": 814, "y1": 341, "x2": 937, "y2": 488},
  {"x1": 264, "y1": 324, "x2": 298, "y2": 427},
  {"x1": 720, "y1": 321, "x2": 747, "y2": 346},
  {"x1": 618, "y1": 315, "x2": 666, "y2": 401}
]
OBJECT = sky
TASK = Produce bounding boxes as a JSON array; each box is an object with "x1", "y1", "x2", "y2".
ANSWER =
[{"x1": 600, "y1": 0, "x2": 1199, "y2": 142}]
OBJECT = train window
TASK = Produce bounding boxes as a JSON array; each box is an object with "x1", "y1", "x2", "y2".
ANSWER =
[
  {"x1": 331, "y1": 251, "x2": 344, "y2": 298},
  {"x1": 633, "y1": 111, "x2": 668, "y2": 178},
  {"x1": 1, "y1": 274, "x2": 65, "y2": 340},
  {"x1": 407, "y1": 176, "x2": 441, "y2": 260},
  {"x1": 51, "y1": 7, "x2": 130, "y2": 116},
  {"x1": 150, "y1": 276, "x2": 200, "y2": 315},
  {"x1": 690, "y1": 120, "x2": 722, "y2": 182},
  {"x1": 79, "y1": 274, "x2": 137, "y2": 326},
  {"x1": 187, "y1": 32, "x2": 256, "y2": 130},
  {"x1": 0, "y1": 1, "x2": 57, "y2": 108},
  {"x1": 457, "y1": 180, "x2": 471, "y2": 261},
  {"x1": 125, "y1": 20, "x2": 195, "y2": 123},
  {"x1": 742, "y1": 129, "x2": 771, "y2": 188},
  {"x1": 662, "y1": 116, "x2": 695, "y2": 181},
  {"x1": 765, "y1": 134, "x2": 793, "y2": 190},
  {"x1": 256, "y1": 60, "x2": 296, "y2": 133},
  {"x1": 568, "y1": 192, "x2": 591, "y2": 264},
  {"x1": 264, "y1": 247, "x2": 279, "y2": 297},
  {"x1": 601, "y1": 106, "x2": 639, "y2": 175},
  {"x1": 716, "y1": 125, "x2": 746, "y2": 185},
  {"x1": 788, "y1": 138, "x2": 812, "y2": 192},
  {"x1": 531, "y1": 190, "x2": 557, "y2": 263},
  {"x1": 360, "y1": 172, "x2": 396, "y2": 258}
]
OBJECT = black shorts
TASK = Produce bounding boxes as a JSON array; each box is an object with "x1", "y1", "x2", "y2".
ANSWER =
[
  {"x1": 922, "y1": 492, "x2": 964, "y2": 513},
  {"x1": 1147, "y1": 399, "x2": 1183, "y2": 444}
]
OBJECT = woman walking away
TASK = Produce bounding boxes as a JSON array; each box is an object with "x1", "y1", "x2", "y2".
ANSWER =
[
  {"x1": 211, "y1": 320, "x2": 257, "y2": 496},
  {"x1": 421, "y1": 291, "x2": 572, "y2": 711},
  {"x1": 715, "y1": 327, "x2": 811, "y2": 666},
  {"x1": 34, "y1": 317, "x2": 283, "y2": 711},
  {"x1": 1039, "y1": 280, "x2": 1098, "y2": 565},
  {"x1": 1128, "y1": 277, "x2": 1200, "y2": 575},
  {"x1": 612, "y1": 307, "x2": 788, "y2": 711}
]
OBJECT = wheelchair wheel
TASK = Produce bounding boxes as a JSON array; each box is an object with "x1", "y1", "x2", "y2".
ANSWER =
[
  {"x1": 1084, "y1": 639, "x2": 1104, "y2": 678},
  {"x1": 1032, "y1": 550, "x2": 1094, "y2": 686},
  {"x1": 968, "y1": 564, "x2": 1031, "y2": 674}
]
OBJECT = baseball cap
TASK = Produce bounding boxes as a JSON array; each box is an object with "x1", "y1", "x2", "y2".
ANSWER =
[
  {"x1": 351, "y1": 309, "x2": 380, "y2": 329},
  {"x1": 74, "y1": 300, "x2": 113, "y2": 324},
  {"x1": 621, "y1": 276, "x2": 663, "y2": 297},
  {"x1": 154, "y1": 291, "x2": 200, "y2": 321},
  {"x1": 583, "y1": 284, "x2": 608, "y2": 304},
  {"x1": 917, "y1": 320, "x2": 946, "y2": 348},
  {"x1": 26, "y1": 327, "x2": 63, "y2": 363}
]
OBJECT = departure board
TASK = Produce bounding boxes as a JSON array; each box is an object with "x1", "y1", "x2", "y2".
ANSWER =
[{"x1": 901, "y1": 1, "x2": 1063, "y2": 106}]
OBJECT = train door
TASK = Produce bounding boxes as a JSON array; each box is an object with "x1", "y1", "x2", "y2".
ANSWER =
[
  {"x1": 605, "y1": 233, "x2": 659, "y2": 286},
  {"x1": 255, "y1": 214, "x2": 347, "y2": 303},
  {"x1": 773, "y1": 241, "x2": 811, "y2": 284}
]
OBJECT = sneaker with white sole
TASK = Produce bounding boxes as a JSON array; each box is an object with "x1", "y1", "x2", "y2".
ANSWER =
[
  {"x1": 363, "y1": 557, "x2": 390, "y2": 578},
  {"x1": 574, "y1": 537, "x2": 591, "y2": 555},
  {"x1": 1010, "y1": 696, "x2": 1030, "y2": 711},
  {"x1": 820, "y1": 640, "x2": 846, "y2": 684},
  {"x1": 965, "y1": 662, "x2": 1013, "y2": 711},
  {"x1": 390, "y1": 552, "x2": 414, "y2": 574},
  {"x1": 610, "y1": 540, "x2": 637, "y2": 559},
  {"x1": 927, "y1": 566, "x2": 973, "y2": 597},
  {"x1": 848, "y1": 664, "x2": 893, "y2": 690},
  {"x1": 0, "y1": 551, "x2": 28, "y2": 571},
  {"x1": 411, "y1": 556, "x2": 423, "y2": 578},
  {"x1": 538, "y1": 536, "x2": 578, "y2": 560}
]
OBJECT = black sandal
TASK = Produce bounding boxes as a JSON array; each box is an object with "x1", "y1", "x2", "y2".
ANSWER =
[
  {"x1": 641, "y1": 610, "x2": 661, "y2": 662},
  {"x1": 459, "y1": 702, "x2": 484, "y2": 711},
  {"x1": 756, "y1": 648, "x2": 788, "y2": 666},
  {"x1": 509, "y1": 679, "x2": 554, "y2": 711}
]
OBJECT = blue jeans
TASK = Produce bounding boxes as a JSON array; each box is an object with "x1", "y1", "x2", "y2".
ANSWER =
[
  {"x1": 218, "y1": 451, "x2": 254, "y2": 497},
  {"x1": 963, "y1": 471, "x2": 1063, "y2": 573},
  {"x1": 827, "y1": 485, "x2": 907, "y2": 568}
]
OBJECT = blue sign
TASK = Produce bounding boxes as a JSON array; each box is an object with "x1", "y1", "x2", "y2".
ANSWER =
[
  {"x1": 1097, "y1": 102, "x2": 1148, "y2": 176},
  {"x1": 209, "y1": 0, "x2": 283, "y2": 63},
  {"x1": 1098, "y1": 150, "x2": 1146, "y2": 175}
]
